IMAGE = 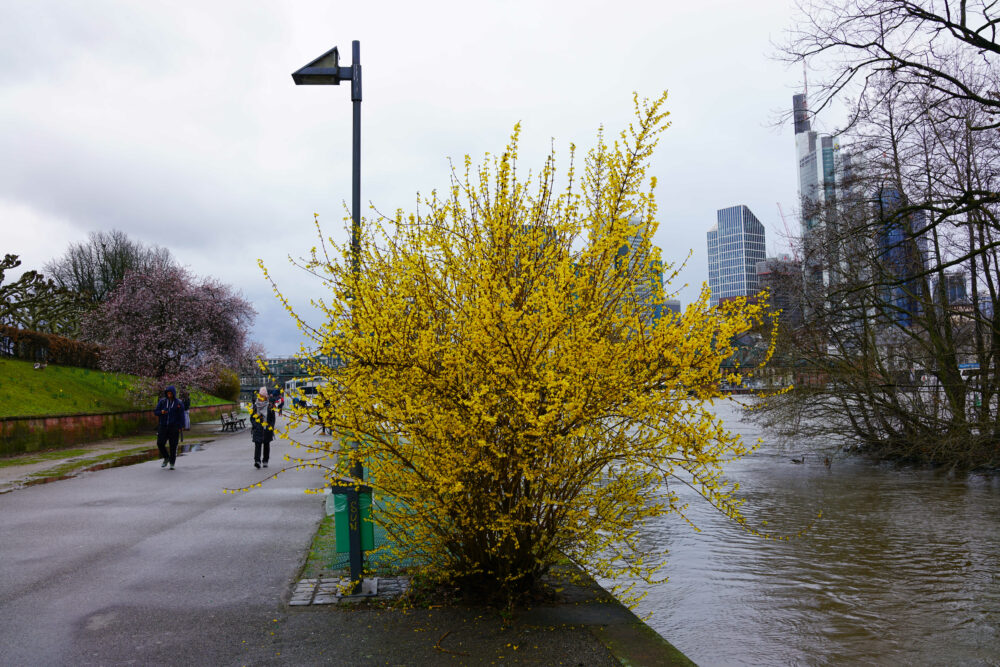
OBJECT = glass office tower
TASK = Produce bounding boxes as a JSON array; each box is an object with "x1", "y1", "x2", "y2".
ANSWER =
[
  {"x1": 618, "y1": 229, "x2": 665, "y2": 326},
  {"x1": 794, "y1": 93, "x2": 848, "y2": 290},
  {"x1": 875, "y1": 186, "x2": 928, "y2": 328},
  {"x1": 707, "y1": 205, "x2": 767, "y2": 308}
]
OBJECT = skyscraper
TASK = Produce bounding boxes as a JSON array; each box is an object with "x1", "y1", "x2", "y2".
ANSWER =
[
  {"x1": 875, "y1": 186, "x2": 928, "y2": 327},
  {"x1": 940, "y1": 271, "x2": 968, "y2": 305},
  {"x1": 793, "y1": 93, "x2": 847, "y2": 289},
  {"x1": 707, "y1": 205, "x2": 766, "y2": 308},
  {"x1": 756, "y1": 255, "x2": 803, "y2": 326},
  {"x1": 618, "y1": 227, "x2": 665, "y2": 326}
]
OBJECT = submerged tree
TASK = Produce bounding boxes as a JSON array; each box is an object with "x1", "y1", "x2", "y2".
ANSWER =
[
  {"x1": 757, "y1": 0, "x2": 1000, "y2": 467},
  {"x1": 265, "y1": 93, "x2": 775, "y2": 606},
  {"x1": 753, "y1": 66, "x2": 1000, "y2": 467}
]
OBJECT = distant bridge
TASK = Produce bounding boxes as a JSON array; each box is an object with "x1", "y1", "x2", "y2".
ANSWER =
[{"x1": 239, "y1": 355, "x2": 339, "y2": 402}]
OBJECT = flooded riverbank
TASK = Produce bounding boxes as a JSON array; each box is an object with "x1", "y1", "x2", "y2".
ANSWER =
[{"x1": 629, "y1": 400, "x2": 1000, "y2": 666}]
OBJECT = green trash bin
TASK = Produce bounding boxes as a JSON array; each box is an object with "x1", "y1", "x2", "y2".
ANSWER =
[{"x1": 333, "y1": 492, "x2": 374, "y2": 552}]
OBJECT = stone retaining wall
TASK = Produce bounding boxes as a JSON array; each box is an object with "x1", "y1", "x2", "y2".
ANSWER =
[{"x1": 0, "y1": 404, "x2": 237, "y2": 457}]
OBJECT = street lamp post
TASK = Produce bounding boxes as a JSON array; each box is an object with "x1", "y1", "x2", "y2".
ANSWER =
[{"x1": 293, "y1": 40, "x2": 369, "y2": 596}]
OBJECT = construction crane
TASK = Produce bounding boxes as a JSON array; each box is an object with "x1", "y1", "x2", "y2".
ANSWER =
[{"x1": 776, "y1": 202, "x2": 801, "y2": 261}]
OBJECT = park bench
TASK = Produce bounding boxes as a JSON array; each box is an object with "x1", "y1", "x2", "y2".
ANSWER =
[
  {"x1": 221, "y1": 413, "x2": 239, "y2": 432},
  {"x1": 221, "y1": 412, "x2": 246, "y2": 432}
]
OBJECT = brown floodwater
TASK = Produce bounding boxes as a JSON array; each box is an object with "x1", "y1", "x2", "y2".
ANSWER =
[{"x1": 627, "y1": 400, "x2": 1000, "y2": 666}]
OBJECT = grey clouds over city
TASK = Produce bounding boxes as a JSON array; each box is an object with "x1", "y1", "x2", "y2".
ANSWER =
[{"x1": 1, "y1": 0, "x2": 805, "y2": 354}]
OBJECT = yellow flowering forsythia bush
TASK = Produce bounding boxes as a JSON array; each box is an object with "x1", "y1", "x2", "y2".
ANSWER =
[{"x1": 268, "y1": 93, "x2": 774, "y2": 606}]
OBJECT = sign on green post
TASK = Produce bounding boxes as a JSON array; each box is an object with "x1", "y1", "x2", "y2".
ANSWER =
[{"x1": 333, "y1": 492, "x2": 374, "y2": 552}]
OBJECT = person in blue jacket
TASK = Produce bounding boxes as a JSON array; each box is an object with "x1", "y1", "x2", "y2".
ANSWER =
[{"x1": 154, "y1": 385, "x2": 185, "y2": 470}]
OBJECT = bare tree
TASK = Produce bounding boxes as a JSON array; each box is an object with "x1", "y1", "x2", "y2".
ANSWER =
[
  {"x1": 782, "y1": 0, "x2": 1000, "y2": 129},
  {"x1": 44, "y1": 230, "x2": 175, "y2": 305}
]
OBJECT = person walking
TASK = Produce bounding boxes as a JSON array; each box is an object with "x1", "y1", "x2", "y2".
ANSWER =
[
  {"x1": 154, "y1": 385, "x2": 185, "y2": 470},
  {"x1": 251, "y1": 387, "x2": 275, "y2": 469},
  {"x1": 179, "y1": 389, "x2": 192, "y2": 442}
]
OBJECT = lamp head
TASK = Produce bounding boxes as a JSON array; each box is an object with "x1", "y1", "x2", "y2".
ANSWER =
[{"x1": 292, "y1": 45, "x2": 342, "y2": 85}]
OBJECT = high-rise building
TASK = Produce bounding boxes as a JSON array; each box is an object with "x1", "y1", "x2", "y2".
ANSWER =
[
  {"x1": 707, "y1": 205, "x2": 767, "y2": 308},
  {"x1": 756, "y1": 255, "x2": 803, "y2": 327},
  {"x1": 793, "y1": 94, "x2": 848, "y2": 289},
  {"x1": 618, "y1": 228, "x2": 665, "y2": 326},
  {"x1": 875, "y1": 186, "x2": 928, "y2": 327},
  {"x1": 794, "y1": 95, "x2": 840, "y2": 230},
  {"x1": 930, "y1": 270, "x2": 972, "y2": 324},
  {"x1": 941, "y1": 271, "x2": 968, "y2": 305}
]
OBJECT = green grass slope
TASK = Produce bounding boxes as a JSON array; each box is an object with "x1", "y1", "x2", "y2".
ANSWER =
[{"x1": 0, "y1": 358, "x2": 229, "y2": 419}]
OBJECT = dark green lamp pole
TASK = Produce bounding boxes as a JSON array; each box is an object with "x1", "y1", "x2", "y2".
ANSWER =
[{"x1": 292, "y1": 40, "x2": 368, "y2": 596}]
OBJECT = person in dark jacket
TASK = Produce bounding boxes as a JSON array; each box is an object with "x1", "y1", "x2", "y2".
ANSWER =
[
  {"x1": 180, "y1": 390, "x2": 191, "y2": 436},
  {"x1": 154, "y1": 385, "x2": 185, "y2": 470},
  {"x1": 251, "y1": 386, "x2": 275, "y2": 469}
]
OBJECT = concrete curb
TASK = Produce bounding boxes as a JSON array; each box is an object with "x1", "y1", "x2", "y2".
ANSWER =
[
  {"x1": 522, "y1": 566, "x2": 697, "y2": 666},
  {"x1": 592, "y1": 614, "x2": 698, "y2": 666}
]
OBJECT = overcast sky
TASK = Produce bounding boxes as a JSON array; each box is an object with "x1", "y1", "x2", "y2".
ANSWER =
[{"x1": 1, "y1": 0, "x2": 814, "y2": 356}]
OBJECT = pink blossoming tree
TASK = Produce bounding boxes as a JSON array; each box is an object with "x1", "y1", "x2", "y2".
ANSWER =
[{"x1": 83, "y1": 267, "x2": 256, "y2": 393}]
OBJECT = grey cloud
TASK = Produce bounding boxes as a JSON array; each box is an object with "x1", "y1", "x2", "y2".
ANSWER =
[{"x1": 2, "y1": 0, "x2": 804, "y2": 355}]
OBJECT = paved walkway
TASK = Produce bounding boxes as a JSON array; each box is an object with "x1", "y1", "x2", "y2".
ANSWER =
[
  {"x1": 0, "y1": 417, "x2": 694, "y2": 666},
  {"x1": 0, "y1": 419, "x2": 225, "y2": 493}
]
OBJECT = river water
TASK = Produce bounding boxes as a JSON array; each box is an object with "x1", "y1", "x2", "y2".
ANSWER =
[{"x1": 629, "y1": 400, "x2": 1000, "y2": 666}]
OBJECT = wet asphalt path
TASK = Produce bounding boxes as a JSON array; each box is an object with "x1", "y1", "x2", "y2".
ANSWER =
[{"x1": 0, "y1": 421, "x2": 330, "y2": 666}]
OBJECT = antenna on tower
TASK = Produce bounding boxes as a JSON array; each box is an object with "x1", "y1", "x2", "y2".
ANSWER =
[{"x1": 803, "y1": 59, "x2": 808, "y2": 100}]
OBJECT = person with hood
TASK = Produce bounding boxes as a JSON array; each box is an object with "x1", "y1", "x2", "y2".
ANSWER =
[
  {"x1": 251, "y1": 386, "x2": 275, "y2": 469},
  {"x1": 154, "y1": 385, "x2": 185, "y2": 470}
]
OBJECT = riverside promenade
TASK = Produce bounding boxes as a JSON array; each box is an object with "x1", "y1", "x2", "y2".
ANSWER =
[{"x1": 0, "y1": 417, "x2": 693, "y2": 666}]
